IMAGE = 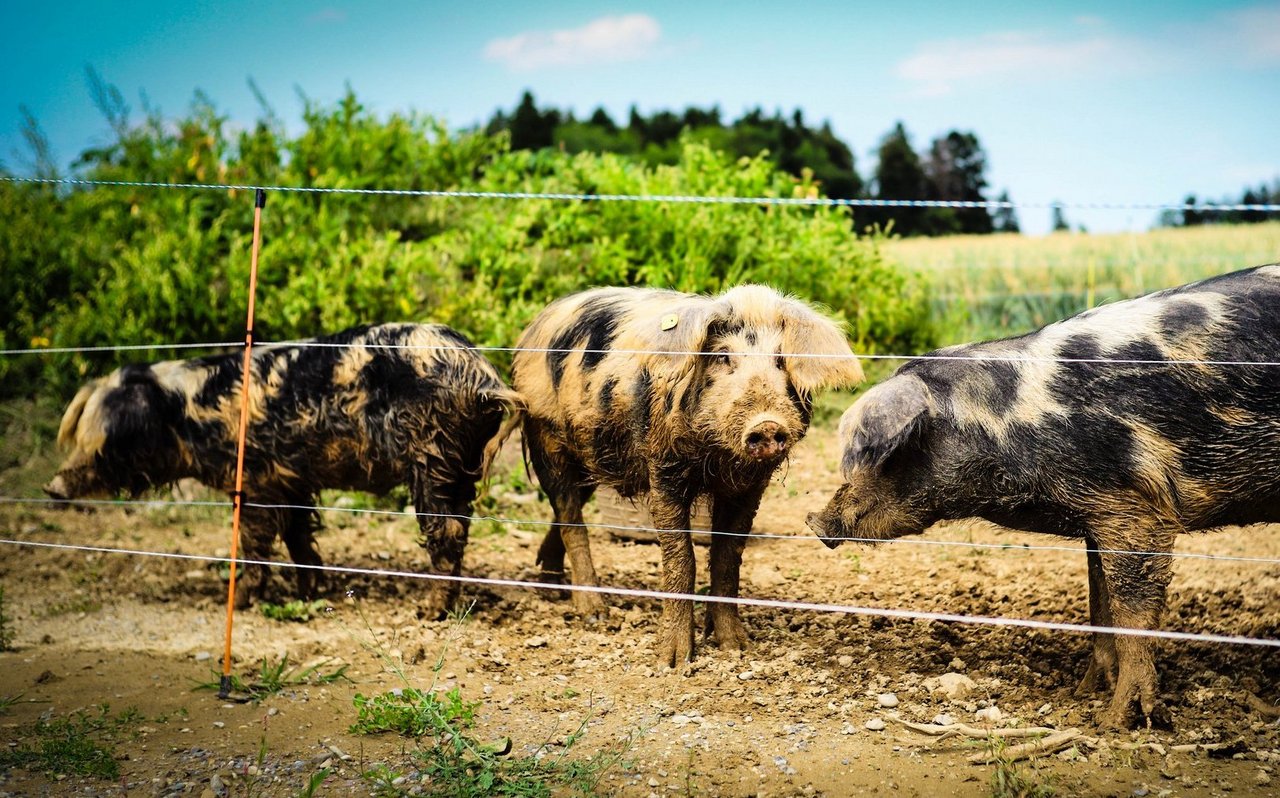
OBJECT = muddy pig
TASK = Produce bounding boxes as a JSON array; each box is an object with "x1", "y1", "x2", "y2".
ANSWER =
[
  {"x1": 46, "y1": 323, "x2": 520, "y2": 615},
  {"x1": 506, "y1": 284, "x2": 863, "y2": 666},
  {"x1": 806, "y1": 264, "x2": 1280, "y2": 728}
]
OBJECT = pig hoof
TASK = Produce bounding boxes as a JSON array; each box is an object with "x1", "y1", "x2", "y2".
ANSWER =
[
  {"x1": 538, "y1": 569, "x2": 566, "y2": 586},
  {"x1": 571, "y1": 592, "x2": 607, "y2": 621}
]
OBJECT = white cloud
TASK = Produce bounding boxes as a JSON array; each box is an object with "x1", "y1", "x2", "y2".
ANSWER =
[
  {"x1": 895, "y1": 30, "x2": 1132, "y2": 96},
  {"x1": 483, "y1": 14, "x2": 663, "y2": 71},
  {"x1": 896, "y1": 4, "x2": 1280, "y2": 96},
  {"x1": 1221, "y1": 4, "x2": 1280, "y2": 66}
]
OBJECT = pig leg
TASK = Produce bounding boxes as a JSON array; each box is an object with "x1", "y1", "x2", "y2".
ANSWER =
[
  {"x1": 1090, "y1": 516, "x2": 1178, "y2": 729},
  {"x1": 543, "y1": 484, "x2": 606, "y2": 619},
  {"x1": 281, "y1": 503, "x2": 324, "y2": 600},
  {"x1": 705, "y1": 488, "x2": 766, "y2": 652},
  {"x1": 233, "y1": 505, "x2": 285, "y2": 609},
  {"x1": 651, "y1": 496, "x2": 697, "y2": 668},
  {"x1": 410, "y1": 466, "x2": 470, "y2": 620},
  {"x1": 1075, "y1": 544, "x2": 1118, "y2": 696},
  {"x1": 527, "y1": 433, "x2": 605, "y2": 618}
]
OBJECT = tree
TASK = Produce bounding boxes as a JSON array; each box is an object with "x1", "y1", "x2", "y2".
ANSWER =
[
  {"x1": 868, "y1": 122, "x2": 928, "y2": 234},
  {"x1": 991, "y1": 190, "x2": 1020, "y2": 233},
  {"x1": 1051, "y1": 202, "x2": 1070, "y2": 232},
  {"x1": 925, "y1": 131, "x2": 993, "y2": 234},
  {"x1": 506, "y1": 91, "x2": 559, "y2": 151}
]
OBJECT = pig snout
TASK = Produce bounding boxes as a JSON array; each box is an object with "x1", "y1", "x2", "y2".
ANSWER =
[
  {"x1": 806, "y1": 511, "x2": 845, "y2": 549},
  {"x1": 43, "y1": 474, "x2": 70, "y2": 502},
  {"x1": 743, "y1": 420, "x2": 790, "y2": 461}
]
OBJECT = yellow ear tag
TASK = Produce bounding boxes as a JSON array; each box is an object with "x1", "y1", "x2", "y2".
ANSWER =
[{"x1": 660, "y1": 314, "x2": 679, "y2": 331}]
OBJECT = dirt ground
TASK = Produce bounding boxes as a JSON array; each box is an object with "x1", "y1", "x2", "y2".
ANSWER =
[{"x1": 1, "y1": 426, "x2": 1279, "y2": 797}]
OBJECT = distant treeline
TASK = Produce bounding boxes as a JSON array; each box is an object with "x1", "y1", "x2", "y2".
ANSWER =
[
  {"x1": 485, "y1": 92, "x2": 1020, "y2": 237},
  {"x1": 1161, "y1": 181, "x2": 1280, "y2": 227}
]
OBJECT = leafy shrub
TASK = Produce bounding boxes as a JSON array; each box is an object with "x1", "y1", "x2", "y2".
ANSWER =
[{"x1": 1, "y1": 87, "x2": 936, "y2": 398}]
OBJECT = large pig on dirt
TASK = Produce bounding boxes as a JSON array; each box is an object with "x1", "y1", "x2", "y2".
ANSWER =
[
  {"x1": 45, "y1": 323, "x2": 520, "y2": 615},
  {"x1": 508, "y1": 285, "x2": 863, "y2": 666},
  {"x1": 805, "y1": 264, "x2": 1280, "y2": 727}
]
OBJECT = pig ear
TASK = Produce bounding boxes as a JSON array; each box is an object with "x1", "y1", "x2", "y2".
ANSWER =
[
  {"x1": 57, "y1": 381, "x2": 101, "y2": 449},
  {"x1": 779, "y1": 299, "x2": 863, "y2": 395},
  {"x1": 841, "y1": 375, "x2": 932, "y2": 472}
]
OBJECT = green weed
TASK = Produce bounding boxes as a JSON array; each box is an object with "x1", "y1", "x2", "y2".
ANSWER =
[
  {"x1": 342, "y1": 600, "x2": 635, "y2": 797},
  {"x1": 194, "y1": 654, "x2": 350, "y2": 701},
  {"x1": 0, "y1": 693, "x2": 22, "y2": 713},
  {"x1": 259, "y1": 598, "x2": 331, "y2": 622},
  {"x1": 985, "y1": 736, "x2": 1056, "y2": 798},
  {"x1": 0, "y1": 704, "x2": 142, "y2": 779}
]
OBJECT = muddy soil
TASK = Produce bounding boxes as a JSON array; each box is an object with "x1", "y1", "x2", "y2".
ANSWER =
[{"x1": 1, "y1": 428, "x2": 1278, "y2": 797}]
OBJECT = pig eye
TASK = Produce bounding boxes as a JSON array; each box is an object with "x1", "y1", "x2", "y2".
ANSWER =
[
  {"x1": 711, "y1": 352, "x2": 731, "y2": 366},
  {"x1": 775, "y1": 355, "x2": 786, "y2": 370}
]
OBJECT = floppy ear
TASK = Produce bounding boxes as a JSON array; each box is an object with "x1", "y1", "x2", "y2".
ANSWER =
[
  {"x1": 840, "y1": 374, "x2": 932, "y2": 473},
  {"x1": 57, "y1": 381, "x2": 102, "y2": 449},
  {"x1": 778, "y1": 298, "x2": 863, "y2": 395}
]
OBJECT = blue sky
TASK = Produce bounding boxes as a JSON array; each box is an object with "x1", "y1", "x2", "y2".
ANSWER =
[{"x1": 4, "y1": 1, "x2": 1278, "y2": 234}]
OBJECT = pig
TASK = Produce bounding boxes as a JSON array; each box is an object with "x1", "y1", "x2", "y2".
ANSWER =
[
  {"x1": 45, "y1": 323, "x2": 520, "y2": 616},
  {"x1": 506, "y1": 284, "x2": 863, "y2": 666},
  {"x1": 805, "y1": 263, "x2": 1280, "y2": 728}
]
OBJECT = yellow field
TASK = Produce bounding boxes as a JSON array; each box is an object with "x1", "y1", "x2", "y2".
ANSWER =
[{"x1": 883, "y1": 222, "x2": 1280, "y2": 343}]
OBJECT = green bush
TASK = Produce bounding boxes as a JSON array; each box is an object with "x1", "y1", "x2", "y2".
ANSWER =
[{"x1": 1, "y1": 87, "x2": 937, "y2": 398}]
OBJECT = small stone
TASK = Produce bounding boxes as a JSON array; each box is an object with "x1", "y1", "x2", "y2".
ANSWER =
[
  {"x1": 194, "y1": 652, "x2": 212, "y2": 662},
  {"x1": 210, "y1": 773, "x2": 227, "y2": 796},
  {"x1": 932, "y1": 713, "x2": 955, "y2": 726},
  {"x1": 864, "y1": 718, "x2": 886, "y2": 731},
  {"x1": 525, "y1": 636, "x2": 548, "y2": 648},
  {"x1": 1256, "y1": 771, "x2": 1273, "y2": 787},
  {"x1": 738, "y1": 670, "x2": 755, "y2": 681},
  {"x1": 976, "y1": 706, "x2": 1003, "y2": 724},
  {"x1": 837, "y1": 655, "x2": 854, "y2": 668},
  {"x1": 923, "y1": 672, "x2": 976, "y2": 700},
  {"x1": 1037, "y1": 703, "x2": 1053, "y2": 716},
  {"x1": 948, "y1": 658, "x2": 966, "y2": 671},
  {"x1": 212, "y1": 721, "x2": 224, "y2": 729},
  {"x1": 877, "y1": 693, "x2": 899, "y2": 708},
  {"x1": 266, "y1": 707, "x2": 278, "y2": 716}
]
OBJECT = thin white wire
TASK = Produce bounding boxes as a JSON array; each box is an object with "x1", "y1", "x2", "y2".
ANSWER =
[
  {"x1": 6, "y1": 336, "x2": 1280, "y2": 368},
  {"x1": 4, "y1": 176, "x2": 1279, "y2": 213},
  {"x1": 0, "y1": 341, "x2": 240, "y2": 357},
  {"x1": 4, "y1": 495, "x2": 1277, "y2": 566},
  {"x1": 0, "y1": 536, "x2": 1275, "y2": 649}
]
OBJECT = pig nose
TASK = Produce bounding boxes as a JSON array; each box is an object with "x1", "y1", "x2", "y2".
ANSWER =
[
  {"x1": 744, "y1": 421, "x2": 790, "y2": 460},
  {"x1": 806, "y1": 512, "x2": 844, "y2": 549},
  {"x1": 43, "y1": 476, "x2": 69, "y2": 502}
]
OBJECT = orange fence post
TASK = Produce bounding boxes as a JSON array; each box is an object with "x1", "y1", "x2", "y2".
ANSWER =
[{"x1": 219, "y1": 188, "x2": 266, "y2": 699}]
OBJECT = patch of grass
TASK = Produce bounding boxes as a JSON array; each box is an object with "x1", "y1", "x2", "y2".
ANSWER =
[
  {"x1": 0, "y1": 704, "x2": 142, "y2": 780},
  {"x1": 259, "y1": 598, "x2": 331, "y2": 622},
  {"x1": 345, "y1": 602, "x2": 636, "y2": 797},
  {"x1": 194, "y1": 655, "x2": 351, "y2": 701},
  {"x1": 351, "y1": 686, "x2": 478, "y2": 738},
  {"x1": 44, "y1": 595, "x2": 103, "y2": 618},
  {"x1": 986, "y1": 736, "x2": 1056, "y2": 798},
  {"x1": 0, "y1": 693, "x2": 22, "y2": 714}
]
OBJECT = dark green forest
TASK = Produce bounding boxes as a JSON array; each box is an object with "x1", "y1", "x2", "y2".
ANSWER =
[{"x1": 485, "y1": 91, "x2": 1018, "y2": 237}]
